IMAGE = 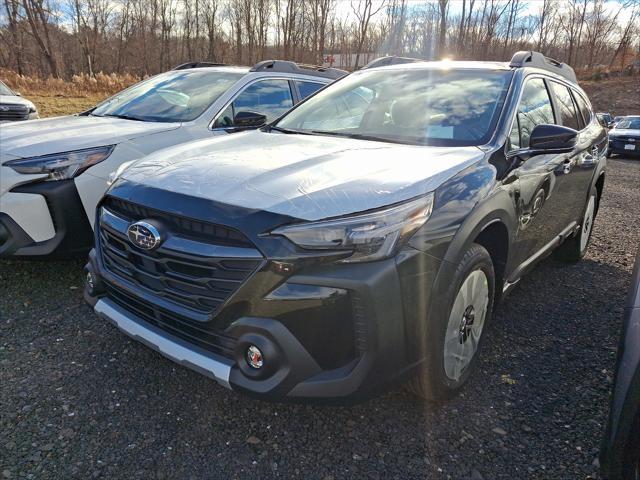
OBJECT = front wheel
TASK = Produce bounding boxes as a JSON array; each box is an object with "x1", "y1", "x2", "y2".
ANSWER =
[
  {"x1": 407, "y1": 243, "x2": 495, "y2": 401},
  {"x1": 555, "y1": 186, "x2": 598, "y2": 263}
]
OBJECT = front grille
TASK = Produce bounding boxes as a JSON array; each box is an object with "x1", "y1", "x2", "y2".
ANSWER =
[
  {"x1": 99, "y1": 219, "x2": 261, "y2": 315},
  {"x1": 0, "y1": 104, "x2": 29, "y2": 121},
  {"x1": 104, "y1": 197, "x2": 253, "y2": 248},
  {"x1": 98, "y1": 200, "x2": 264, "y2": 358},
  {"x1": 106, "y1": 282, "x2": 237, "y2": 358}
]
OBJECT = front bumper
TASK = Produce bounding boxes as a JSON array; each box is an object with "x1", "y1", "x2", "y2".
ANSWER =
[
  {"x1": 0, "y1": 178, "x2": 94, "y2": 257},
  {"x1": 94, "y1": 297, "x2": 234, "y2": 388},
  {"x1": 85, "y1": 243, "x2": 433, "y2": 401}
]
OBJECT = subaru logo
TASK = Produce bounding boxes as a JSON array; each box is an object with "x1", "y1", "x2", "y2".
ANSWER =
[{"x1": 127, "y1": 221, "x2": 161, "y2": 250}]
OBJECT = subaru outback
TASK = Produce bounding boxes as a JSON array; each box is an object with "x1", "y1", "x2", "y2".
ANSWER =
[{"x1": 85, "y1": 51, "x2": 607, "y2": 401}]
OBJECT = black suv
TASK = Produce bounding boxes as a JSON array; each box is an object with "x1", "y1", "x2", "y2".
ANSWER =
[{"x1": 85, "y1": 51, "x2": 607, "y2": 401}]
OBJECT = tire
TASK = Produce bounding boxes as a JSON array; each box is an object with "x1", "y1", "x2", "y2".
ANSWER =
[
  {"x1": 554, "y1": 186, "x2": 598, "y2": 263},
  {"x1": 407, "y1": 243, "x2": 495, "y2": 402},
  {"x1": 606, "y1": 148, "x2": 612, "y2": 158}
]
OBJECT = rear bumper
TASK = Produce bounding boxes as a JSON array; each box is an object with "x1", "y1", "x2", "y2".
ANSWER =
[
  {"x1": 0, "y1": 179, "x2": 94, "y2": 257},
  {"x1": 608, "y1": 138, "x2": 640, "y2": 155}
]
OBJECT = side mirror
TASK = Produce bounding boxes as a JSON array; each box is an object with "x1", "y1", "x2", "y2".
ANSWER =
[
  {"x1": 14, "y1": 91, "x2": 21, "y2": 97},
  {"x1": 233, "y1": 111, "x2": 267, "y2": 128},
  {"x1": 528, "y1": 124, "x2": 578, "y2": 153}
]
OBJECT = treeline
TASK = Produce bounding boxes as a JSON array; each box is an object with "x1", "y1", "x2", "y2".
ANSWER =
[{"x1": 1, "y1": 0, "x2": 639, "y2": 79}]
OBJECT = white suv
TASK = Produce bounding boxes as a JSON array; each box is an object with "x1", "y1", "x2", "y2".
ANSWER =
[{"x1": 0, "y1": 61, "x2": 345, "y2": 257}]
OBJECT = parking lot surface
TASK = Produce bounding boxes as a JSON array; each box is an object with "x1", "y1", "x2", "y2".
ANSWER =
[{"x1": 1, "y1": 157, "x2": 639, "y2": 479}]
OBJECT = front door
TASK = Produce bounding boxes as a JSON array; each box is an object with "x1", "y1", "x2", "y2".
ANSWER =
[{"x1": 507, "y1": 77, "x2": 568, "y2": 273}]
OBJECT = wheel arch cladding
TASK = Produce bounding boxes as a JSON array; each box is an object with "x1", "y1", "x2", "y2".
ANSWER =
[
  {"x1": 595, "y1": 172, "x2": 605, "y2": 215},
  {"x1": 473, "y1": 220, "x2": 509, "y2": 299}
]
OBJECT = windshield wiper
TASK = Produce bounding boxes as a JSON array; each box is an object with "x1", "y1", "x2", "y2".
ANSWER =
[
  {"x1": 310, "y1": 130, "x2": 411, "y2": 144},
  {"x1": 100, "y1": 113, "x2": 146, "y2": 122},
  {"x1": 265, "y1": 125, "x2": 313, "y2": 135}
]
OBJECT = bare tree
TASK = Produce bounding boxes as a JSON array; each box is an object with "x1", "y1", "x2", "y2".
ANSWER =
[
  {"x1": 351, "y1": 0, "x2": 386, "y2": 68},
  {"x1": 22, "y1": 0, "x2": 59, "y2": 76}
]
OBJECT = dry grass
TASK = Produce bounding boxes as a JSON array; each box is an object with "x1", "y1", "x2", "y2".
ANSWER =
[
  {"x1": 1, "y1": 68, "x2": 140, "y2": 118},
  {"x1": 24, "y1": 93, "x2": 108, "y2": 117}
]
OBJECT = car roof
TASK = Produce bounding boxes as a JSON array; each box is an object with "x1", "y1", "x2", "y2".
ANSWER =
[
  {"x1": 364, "y1": 60, "x2": 511, "y2": 72},
  {"x1": 181, "y1": 66, "x2": 250, "y2": 74}
]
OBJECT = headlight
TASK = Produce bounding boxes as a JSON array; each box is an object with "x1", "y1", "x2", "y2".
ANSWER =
[
  {"x1": 5, "y1": 146, "x2": 115, "y2": 181},
  {"x1": 270, "y1": 193, "x2": 434, "y2": 263}
]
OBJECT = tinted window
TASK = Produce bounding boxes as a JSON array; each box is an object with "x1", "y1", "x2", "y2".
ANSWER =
[
  {"x1": 277, "y1": 69, "x2": 513, "y2": 146},
  {"x1": 509, "y1": 78, "x2": 555, "y2": 150},
  {"x1": 214, "y1": 79, "x2": 293, "y2": 127},
  {"x1": 573, "y1": 93, "x2": 592, "y2": 127},
  {"x1": 296, "y1": 81, "x2": 324, "y2": 99},
  {"x1": 550, "y1": 82, "x2": 580, "y2": 130},
  {"x1": 92, "y1": 70, "x2": 243, "y2": 123}
]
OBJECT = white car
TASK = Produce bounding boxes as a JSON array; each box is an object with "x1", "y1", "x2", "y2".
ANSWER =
[
  {"x1": 0, "y1": 80, "x2": 38, "y2": 122},
  {"x1": 0, "y1": 61, "x2": 346, "y2": 257}
]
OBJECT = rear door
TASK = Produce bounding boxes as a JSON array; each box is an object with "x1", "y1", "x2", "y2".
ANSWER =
[
  {"x1": 293, "y1": 80, "x2": 326, "y2": 102},
  {"x1": 547, "y1": 81, "x2": 603, "y2": 225}
]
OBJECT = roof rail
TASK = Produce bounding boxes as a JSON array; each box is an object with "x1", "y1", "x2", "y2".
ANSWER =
[
  {"x1": 172, "y1": 61, "x2": 229, "y2": 70},
  {"x1": 362, "y1": 56, "x2": 424, "y2": 69},
  {"x1": 509, "y1": 51, "x2": 577, "y2": 83},
  {"x1": 249, "y1": 60, "x2": 348, "y2": 80}
]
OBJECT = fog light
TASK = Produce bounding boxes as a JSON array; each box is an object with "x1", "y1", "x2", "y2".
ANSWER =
[{"x1": 246, "y1": 345, "x2": 264, "y2": 369}]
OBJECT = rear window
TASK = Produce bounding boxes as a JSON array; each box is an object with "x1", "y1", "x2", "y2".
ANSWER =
[
  {"x1": 296, "y1": 81, "x2": 324, "y2": 100},
  {"x1": 573, "y1": 92, "x2": 592, "y2": 127},
  {"x1": 550, "y1": 82, "x2": 581, "y2": 130}
]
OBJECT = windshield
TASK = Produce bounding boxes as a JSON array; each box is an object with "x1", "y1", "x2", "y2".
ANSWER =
[
  {"x1": 275, "y1": 68, "x2": 513, "y2": 146},
  {"x1": 92, "y1": 70, "x2": 244, "y2": 122},
  {"x1": 0, "y1": 81, "x2": 14, "y2": 96},
  {"x1": 616, "y1": 118, "x2": 640, "y2": 130}
]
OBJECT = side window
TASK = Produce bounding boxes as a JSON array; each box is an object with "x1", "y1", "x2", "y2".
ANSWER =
[
  {"x1": 550, "y1": 82, "x2": 581, "y2": 130},
  {"x1": 573, "y1": 92, "x2": 592, "y2": 128},
  {"x1": 295, "y1": 81, "x2": 324, "y2": 100},
  {"x1": 509, "y1": 78, "x2": 555, "y2": 150},
  {"x1": 213, "y1": 79, "x2": 294, "y2": 128}
]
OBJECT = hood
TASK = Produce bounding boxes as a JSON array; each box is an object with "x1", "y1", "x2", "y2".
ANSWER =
[
  {"x1": 121, "y1": 130, "x2": 485, "y2": 221},
  {"x1": 0, "y1": 95, "x2": 36, "y2": 111},
  {"x1": 0, "y1": 115, "x2": 181, "y2": 161}
]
